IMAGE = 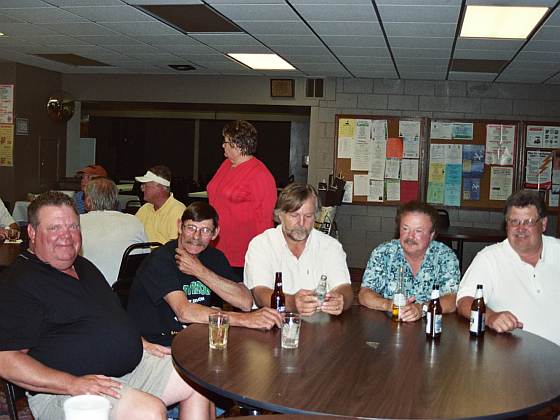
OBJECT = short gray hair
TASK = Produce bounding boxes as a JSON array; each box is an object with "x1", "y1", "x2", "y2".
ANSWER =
[
  {"x1": 85, "y1": 177, "x2": 118, "y2": 211},
  {"x1": 274, "y1": 183, "x2": 320, "y2": 222}
]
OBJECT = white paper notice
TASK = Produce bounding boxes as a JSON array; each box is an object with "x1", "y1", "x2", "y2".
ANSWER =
[
  {"x1": 485, "y1": 124, "x2": 515, "y2": 165},
  {"x1": 371, "y1": 120, "x2": 387, "y2": 142},
  {"x1": 368, "y1": 140, "x2": 386, "y2": 180},
  {"x1": 430, "y1": 121, "x2": 453, "y2": 140},
  {"x1": 444, "y1": 144, "x2": 462, "y2": 165},
  {"x1": 543, "y1": 126, "x2": 560, "y2": 149},
  {"x1": 367, "y1": 179, "x2": 384, "y2": 202},
  {"x1": 337, "y1": 137, "x2": 352, "y2": 158},
  {"x1": 351, "y1": 119, "x2": 371, "y2": 171},
  {"x1": 353, "y1": 174, "x2": 369, "y2": 196},
  {"x1": 430, "y1": 144, "x2": 446, "y2": 164},
  {"x1": 386, "y1": 180, "x2": 400, "y2": 201},
  {"x1": 525, "y1": 150, "x2": 553, "y2": 187},
  {"x1": 403, "y1": 135, "x2": 420, "y2": 158},
  {"x1": 342, "y1": 181, "x2": 353, "y2": 203},
  {"x1": 399, "y1": 120, "x2": 420, "y2": 139},
  {"x1": 489, "y1": 167, "x2": 513, "y2": 201},
  {"x1": 550, "y1": 184, "x2": 559, "y2": 207},
  {"x1": 526, "y1": 125, "x2": 544, "y2": 148},
  {"x1": 401, "y1": 159, "x2": 419, "y2": 181},
  {"x1": 0, "y1": 84, "x2": 14, "y2": 124},
  {"x1": 385, "y1": 158, "x2": 401, "y2": 179}
]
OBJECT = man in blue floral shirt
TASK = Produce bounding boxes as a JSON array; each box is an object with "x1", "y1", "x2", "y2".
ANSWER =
[{"x1": 359, "y1": 201, "x2": 460, "y2": 322}]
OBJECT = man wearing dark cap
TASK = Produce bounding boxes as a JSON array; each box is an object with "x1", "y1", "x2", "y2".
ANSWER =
[
  {"x1": 74, "y1": 164, "x2": 108, "y2": 214},
  {"x1": 135, "y1": 165, "x2": 186, "y2": 244}
]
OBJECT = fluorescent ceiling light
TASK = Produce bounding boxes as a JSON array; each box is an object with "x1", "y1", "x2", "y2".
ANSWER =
[
  {"x1": 0, "y1": 33, "x2": 4, "y2": 36},
  {"x1": 460, "y1": 5, "x2": 548, "y2": 39},
  {"x1": 227, "y1": 53, "x2": 295, "y2": 70}
]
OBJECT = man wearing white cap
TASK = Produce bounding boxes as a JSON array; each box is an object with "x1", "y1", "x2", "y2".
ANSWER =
[{"x1": 135, "y1": 165, "x2": 186, "y2": 244}]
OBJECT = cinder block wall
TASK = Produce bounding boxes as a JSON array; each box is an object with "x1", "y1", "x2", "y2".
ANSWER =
[{"x1": 311, "y1": 78, "x2": 560, "y2": 270}]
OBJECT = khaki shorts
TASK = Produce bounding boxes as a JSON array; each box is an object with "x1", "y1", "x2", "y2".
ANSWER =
[{"x1": 28, "y1": 351, "x2": 174, "y2": 420}]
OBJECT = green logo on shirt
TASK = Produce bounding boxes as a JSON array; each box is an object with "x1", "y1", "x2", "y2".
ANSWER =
[{"x1": 183, "y1": 281, "x2": 211, "y2": 296}]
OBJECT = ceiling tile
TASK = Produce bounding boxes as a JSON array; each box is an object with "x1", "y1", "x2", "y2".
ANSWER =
[
  {"x1": 0, "y1": 0, "x2": 49, "y2": 7},
  {"x1": 392, "y1": 48, "x2": 450, "y2": 59},
  {"x1": 523, "y1": 40, "x2": 560, "y2": 53},
  {"x1": 448, "y1": 71, "x2": 496, "y2": 81},
  {"x1": 101, "y1": 21, "x2": 182, "y2": 36},
  {"x1": 389, "y1": 37, "x2": 453, "y2": 49},
  {"x1": 454, "y1": 49, "x2": 516, "y2": 60},
  {"x1": 40, "y1": 22, "x2": 120, "y2": 36},
  {"x1": 236, "y1": 21, "x2": 312, "y2": 35},
  {"x1": 272, "y1": 45, "x2": 331, "y2": 56},
  {"x1": 377, "y1": 5, "x2": 460, "y2": 23},
  {"x1": 62, "y1": 6, "x2": 154, "y2": 22},
  {"x1": 455, "y1": 38, "x2": 524, "y2": 50},
  {"x1": 339, "y1": 56, "x2": 393, "y2": 65},
  {"x1": 254, "y1": 35, "x2": 322, "y2": 46},
  {"x1": 209, "y1": 4, "x2": 298, "y2": 20},
  {"x1": 322, "y1": 35, "x2": 386, "y2": 48},
  {"x1": 189, "y1": 33, "x2": 261, "y2": 46},
  {"x1": 1, "y1": 7, "x2": 87, "y2": 24},
  {"x1": 134, "y1": 34, "x2": 201, "y2": 46},
  {"x1": 310, "y1": 21, "x2": 382, "y2": 36},
  {"x1": 161, "y1": 44, "x2": 218, "y2": 54},
  {"x1": 292, "y1": 4, "x2": 377, "y2": 21},
  {"x1": 282, "y1": 55, "x2": 338, "y2": 64},
  {"x1": 515, "y1": 51, "x2": 560, "y2": 63},
  {"x1": 384, "y1": 23, "x2": 456, "y2": 37},
  {"x1": 73, "y1": 35, "x2": 142, "y2": 45}
]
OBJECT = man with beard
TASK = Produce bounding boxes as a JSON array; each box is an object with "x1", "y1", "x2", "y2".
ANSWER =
[
  {"x1": 244, "y1": 183, "x2": 352, "y2": 316},
  {"x1": 457, "y1": 190, "x2": 560, "y2": 346},
  {"x1": 359, "y1": 201, "x2": 460, "y2": 322},
  {"x1": 127, "y1": 201, "x2": 282, "y2": 347}
]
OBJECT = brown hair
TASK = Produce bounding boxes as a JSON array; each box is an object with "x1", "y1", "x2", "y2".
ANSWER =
[
  {"x1": 222, "y1": 120, "x2": 258, "y2": 156},
  {"x1": 395, "y1": 201, "x2": 439, "y2": 234},
  {"x1": 28, "y1": 191, "x2": 77, "y2": 228},
  {"x1": 274, "y1": 183, "x2": 320, "y2": 222},
  {"x1": 181, "y1": 201, "x2": 219, "y2": 229},
  {"x1": 504, "y1": 189, "x2": 547, "y2": 218}
]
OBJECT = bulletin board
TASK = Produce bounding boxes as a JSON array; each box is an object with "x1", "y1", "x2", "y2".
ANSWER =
[
  {"x1": 428, "y1": 119, "x2": 521, "y2": 210},
  {"x1": 333, "y1": 115, "x2": 427, "y2": 205},
  {"x1": 520, "y1": 121, "x2": 560, "y2": 213}
]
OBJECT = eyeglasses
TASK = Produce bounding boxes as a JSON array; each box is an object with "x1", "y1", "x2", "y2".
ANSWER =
[
  {"x1": 183, "y1": 224, "x2": 214, "y2": 236},
  {"x1": 506, "y1": 217, "x2": 541, "y2": 227}
]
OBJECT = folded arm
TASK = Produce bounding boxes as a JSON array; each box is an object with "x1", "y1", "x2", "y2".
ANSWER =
[{"x1": 457, "y1": 296, "x2": 523, "y2": 333}]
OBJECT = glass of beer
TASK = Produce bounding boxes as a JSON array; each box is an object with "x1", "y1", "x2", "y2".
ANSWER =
[
  {"x1": 281, "y1": 312, "x2": 301, "y2": 349},
  {"x1": 208, "y1": 312, "x2": 229, "y2": 350}
]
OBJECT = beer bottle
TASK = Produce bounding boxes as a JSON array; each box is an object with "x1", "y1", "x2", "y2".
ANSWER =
[
  {"x1": 469, "y1": 284, "x2": 486, "y2": 337},
  {"x1": 392, "y1": 267, "x2": 406, "y2": 322},
  {"x1": 426, "y1": 285, "x2": 442, "y2": 339},
  {"x1": 315, "y1": 274, "x2": 328, "y2": 306},
  {"x1": 270, "y1": 272, "x2": 286, "y2": 312}
]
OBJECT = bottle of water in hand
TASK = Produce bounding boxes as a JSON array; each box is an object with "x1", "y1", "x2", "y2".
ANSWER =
[{"x1": 315, "y1": 275, "x2": 328, "y2": 309}]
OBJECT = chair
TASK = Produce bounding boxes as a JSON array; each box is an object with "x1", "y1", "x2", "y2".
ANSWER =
[
  {"x1": 112, "y1": 242, "x2": 161, "y2": 309},
  {"x1": 123, "y1": 199, "x2": 141, "y2": 215},
  {"x1": 436, "y1": 208, "x2": 450, "y2": 230},
  {"x1": 1, "y1": 379, "x2": 31, "y2": 420}
]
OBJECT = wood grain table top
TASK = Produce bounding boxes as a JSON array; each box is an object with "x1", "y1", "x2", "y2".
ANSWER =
[{"x1": 172, "y1": 306, "x2": 560, "y2": 419}]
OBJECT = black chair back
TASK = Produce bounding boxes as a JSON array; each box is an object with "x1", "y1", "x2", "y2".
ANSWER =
[
  {"x1": 436, "y1": 208, "x2": 450, "y2": 230},
  {"x1": 112, "y1": 242, "x2": 162, "y2": 309},
  {"x1": 1, "y1": 379, "x2": 28, "y2": 420},
  {"x1": 123, "y1": 199, "x2": 142, "y2": 215}
]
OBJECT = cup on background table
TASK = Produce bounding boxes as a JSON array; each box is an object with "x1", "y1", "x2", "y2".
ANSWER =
[
  {"x1": 281, "y1": 312, "x2": 301, "y2": 349},
  {"x1": 7, "y1": 228, "x2": 20, "y2": 242},
  {"x1": 63, "y1": 395, "x2": 110, "y2": 420},
  {"x1": 209, "y1": 312, "x2": 230, "y2": 350}
]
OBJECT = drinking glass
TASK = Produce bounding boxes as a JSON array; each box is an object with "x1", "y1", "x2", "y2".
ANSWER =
[
  {"x1": 208, "y1": 312, "x2": 229, "y2": 350},
  {"x1": 281, "y1": 312, "x2": 301, "y2": 349},
  {"x1": 7, "y1": 228, "x2": 19, "y2": 242}
]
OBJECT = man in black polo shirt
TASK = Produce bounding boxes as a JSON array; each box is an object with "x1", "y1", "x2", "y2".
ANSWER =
[
  {"x1": 0, "y1": 192, "x2": 210, "y2": 420},
  {"x1": 127, "y1": 201, "x2": 282, "y2": 346}
]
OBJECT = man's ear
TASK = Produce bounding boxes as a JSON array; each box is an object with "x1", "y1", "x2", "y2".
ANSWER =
[
  {"x1": 27, "y1": 224, "x2": 36, "y2": 245},
  {"x1": 84, "y1": 195, "x2": 92, "y2": 212},
  {"x1": 177, "y1": 219, "x2": 183, "y2": 235},
  {"x1": 212, "y1": 226, "x2": 220, "y2": 241}
]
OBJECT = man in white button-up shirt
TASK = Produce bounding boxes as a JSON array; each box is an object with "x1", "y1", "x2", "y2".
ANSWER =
[
  {"x1": 244, "y1": 183, "x2": 352, "y2": 316},
  {"x1": 457, "y1": 189, "x2": 560, "y2": 346}
]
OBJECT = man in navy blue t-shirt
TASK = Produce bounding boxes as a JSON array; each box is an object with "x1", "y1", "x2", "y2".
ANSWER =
[{"x1": 128, "y1": 201, "x2": 282, "y2": 346}]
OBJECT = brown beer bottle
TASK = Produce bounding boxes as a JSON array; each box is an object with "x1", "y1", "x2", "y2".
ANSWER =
[
  {"x1": 469, "y1": 284, "x2": 486, "y2": 337},
  {"x1": 270, "y1": 272, "x2": 286, "y2": 312},
  {"x1": 426, "y1": 285, "x2": 442, "y2": 339}
]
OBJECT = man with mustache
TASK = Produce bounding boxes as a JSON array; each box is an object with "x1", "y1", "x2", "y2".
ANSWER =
[
  {"x1": 244, "y1": 183, "x2": 353, "y2": 316},
  {"x1": 457, "y1": 190, "x2": 560, "y2": 345},
  {"x1": 127, "y1": 201, "x2": 282, "y2": 347},
  {"x1": 359, "y1": 201, "x2": 460, "y2": 322}
]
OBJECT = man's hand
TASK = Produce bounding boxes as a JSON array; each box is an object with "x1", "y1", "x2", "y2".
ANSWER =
[
  {"x1": 294, "y1": 289, "x2": 319, "y2": 316},
  {"x1": 320, "y1": 291, "x2": 345, "y2": 316},
  {"x1": 399, "y1": 296, "x2": 423, "y2": 322},
  {"x1": 141, "y1": 338, "x2": 171, "y2": 358},
  {"x1": 486, "y1": 311, "x2": 523, "y2": 333},
  {"x1": 68, "y1": 374, "x2": 122, "y2": 398},
  {"x1": 236, "y1": 308, "x2": 283, "y2": 329},
  {"x1": 175, "y1": 248, "x2": 206, "y2": 278}
]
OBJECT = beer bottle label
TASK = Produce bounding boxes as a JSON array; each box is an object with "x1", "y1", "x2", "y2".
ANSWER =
[
  {"x1": 470, "y1": 311, "x2": 485, "y2": 333},
  {"x1": 434, "y1": 314, "x2": 442, "y2": 334},
  {"x1": 426, "y1": 313, "x2": 442, "y2": 334}
]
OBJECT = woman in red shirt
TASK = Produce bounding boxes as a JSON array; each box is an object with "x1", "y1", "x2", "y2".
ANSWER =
[{"x1": 207, "y1": 121, "x2": 277, "y2": 279}]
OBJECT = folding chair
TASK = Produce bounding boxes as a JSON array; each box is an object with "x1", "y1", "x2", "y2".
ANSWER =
[{"x1": 112, "y1": 242, "x2": 162, "y2": 309}]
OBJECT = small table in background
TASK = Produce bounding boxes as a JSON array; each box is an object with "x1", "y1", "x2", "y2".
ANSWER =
[{"x1": 437, "y1": 226, "x2": 507, "y2": 271}]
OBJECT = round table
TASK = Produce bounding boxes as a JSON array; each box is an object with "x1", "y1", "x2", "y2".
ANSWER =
[{"x1": 172, "y1": 306, "x2": 560, "y2": 419}]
